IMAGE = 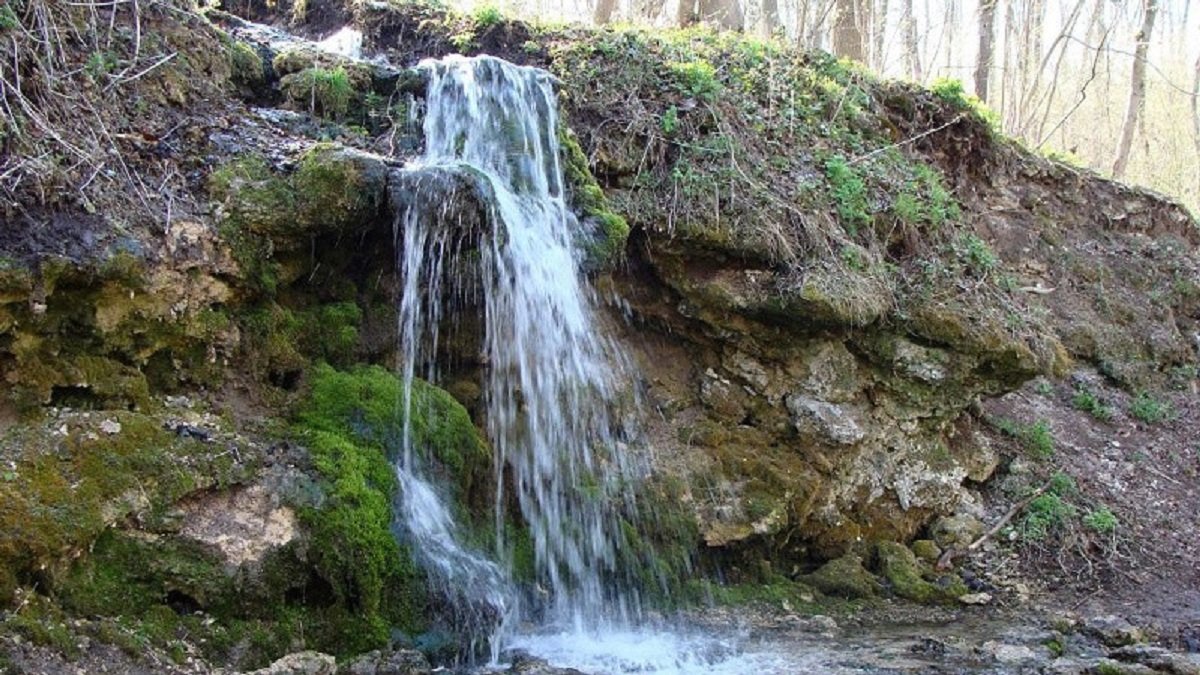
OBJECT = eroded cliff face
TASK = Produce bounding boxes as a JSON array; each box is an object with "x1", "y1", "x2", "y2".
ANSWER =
[{"x1": 0, "y1": 0, "x2": 1197, "y2": 667}]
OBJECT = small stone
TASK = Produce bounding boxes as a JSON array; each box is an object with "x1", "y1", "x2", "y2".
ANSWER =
[
  {"x1": 930, "y1": 514, "x2": 985, "y2": 548},
  {"x1": 785, "y1": 395, "x2": 864, "y2": 446},
  {"x1": 248, "y1": 651, "x2": 336, "y2": 675},
  {"x1": 1083, "y1": 615, "x2": 1144, "y2": 647},
  {"x1": 910, "y1": 539, "x2": 942, "y2": 562},
  {"x1": 958, "y1": 592, "x2": 993, "y2": 605},
  {"x1": 99, "y1": 419, "x2": 122, "y2": 435},
  {"x1": 982, "y1": 641, "x2": 1038, "y2": 664}
]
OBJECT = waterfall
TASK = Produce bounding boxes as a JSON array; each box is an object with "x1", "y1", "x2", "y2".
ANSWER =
[{"x1": 392, "y1": 53, "x2": 643, "y2": 653}]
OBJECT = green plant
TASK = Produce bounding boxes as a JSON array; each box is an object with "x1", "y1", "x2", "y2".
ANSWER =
[
  {"x1": 993, "y1": 417, "x2": 1055, "y2": 459},
  {"x1": 1083, "y1": 506, "x2": 1118, "y2": 534},
  {"x1": 1129, "y1": 391, "x2": 1172, "y2": 424},
  {"x1": 85, "y1": 50, "x2": 119, "y2": 81},
  {"x1": 840, "y1": 245, "x2": 866, "y2": 271},
  {"x1": 957, "y1": 233, "x2": 999, "y2": 273},
  {"x1": 1023, "y1": 492, "x2": 1075, "y2": 540},
  {"x1": 1023, "y1": 420, "x2": 1055, "y2": 459},
  {"x1": 929, "y1": 77, "x2": 1000, "y2": 129},
  {"x1": 473, "y1": 4, "x2": 503, "y2": 27},
  {"x1": 667, "y1": 59, "x2": 719, "y2": 100},
  {"x1": 1072, "y1": 387, "x2": 1114, "y2": 422},
  {"x1": 0, "y1": 4, "x2": 19, "y2": 30},
  {"x1": 291, "y1": 66, "x2": 355, "y2": 119},
  {"x1": 661, "y1": 105, "x2": 679, "y2": 134},
  {"x1": 824, "y1": 155, "x2": 869, "y2": 235},
  {"x1": 1048, "y1": 471, "x2": 1076, "y2": 495}
]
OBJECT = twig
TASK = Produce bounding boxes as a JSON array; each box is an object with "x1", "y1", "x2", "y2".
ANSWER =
[
  {"x1": 849, "y1": 113, "x2": 966, "y2": 165},
  {"x1": 937, "y1": 477, "x2": 1054, "y2": 570},
  {"x1": 106, "y1": 51, "x2": 176, "y2": 90}
]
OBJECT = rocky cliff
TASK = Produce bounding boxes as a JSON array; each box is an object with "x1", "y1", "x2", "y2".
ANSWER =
[{"x1": 0, "y1": 0, "x2": 1196, "y2": 670}]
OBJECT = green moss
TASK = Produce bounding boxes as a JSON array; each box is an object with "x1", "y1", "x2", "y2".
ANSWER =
[
  {"x1": 226, "y1": 39, "x2": 266, "y2": 92},
  {"x1": 289, "y1": 364, "x2": 498, "y2": 650},
  {"x1": 0, "y1": 412, "x2": 248, "y2": 595},
  {"x1": 558, "y1": 125, "x2": 630, "y2": 269},
  {"x1": 209, "y1": 147, "x2": 386, "y2": 298},
  {"x1": 805, "y1": 553, "x2": 879, "y2": 599},
  {"x1": 280, "y1": 66, "x2": 358, "y2": 120},
  {"x1": 875, "y1": 541, "x2": 965, "y2": 604},
  {"x1": 1, "y1": 595, "x2": 80, "y2": 658}
]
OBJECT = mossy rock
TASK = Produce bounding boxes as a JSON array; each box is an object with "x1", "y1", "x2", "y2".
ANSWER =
[
  {"x1": 297, "y1": 363, "x2": 489, "y2": 504},
  {"x1": 210, "y1": 145, "x2": 387, "y2": 246},
  {"x1": 559, "y1": 124, "x2": 629, "y2": 270},
  {"x1": 874, "y1": 541, "x2": 966, "y2": 604},
  {"x1": 0, "y1": 411, "x2": 254, "y2": 604},
  {"x1": 804, "y1": 553, "x2": 880, "y2": 599}
]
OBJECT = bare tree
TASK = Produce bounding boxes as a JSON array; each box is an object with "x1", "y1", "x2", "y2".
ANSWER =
[
  {"x1": 757, "y1": 0, "x2": 780, "y2": 38},
  {"x1": 1192, "y1": 53, "x2": 1200, "y2": 175},
  {"x1": 593, "y1": 0, "x2": 619, "y2": 24},
  {"x1": 833, "y1": 0, "x2": 866, "y2": 61},
  {"x1": 870, "y1": 0, "x2": 890, "y2": 71},
  {"x1": 975, "y1": 0, "x2": 998, "y2": 102},
  {"x1": 901, "y1": 0, "x2": 922, "y2": 80},
  {"x1": 1112, "y1": 0, "x2": 1158, "y2": 179},
  {"x1": 677, "y1": 0, "x2": 744, "y2": 30}
]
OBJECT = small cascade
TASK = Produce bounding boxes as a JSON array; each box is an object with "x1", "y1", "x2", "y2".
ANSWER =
[{"x1": 392, "y1": 52, "x2": 644, "y2": 645}]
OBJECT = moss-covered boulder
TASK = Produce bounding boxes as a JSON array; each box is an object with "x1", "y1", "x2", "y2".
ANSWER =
[
  {"x1": 804, "y1": 553, "x2": 880, "y2": 599},
  {"x1": 874, "y1": 541, "x2": 966, "y2": 604},
  {"x1": 0, "y1": 410, "x2": 256, "y2": 606}
]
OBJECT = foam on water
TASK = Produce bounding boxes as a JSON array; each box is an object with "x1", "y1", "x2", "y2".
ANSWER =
[{"x1": 503, "y1": 627, "x2": 817, "y2": 675}]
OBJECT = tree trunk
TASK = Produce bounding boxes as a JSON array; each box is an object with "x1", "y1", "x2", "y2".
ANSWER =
[
  {"x1": 1191, "y1": 54, "x2": 1200, "y2": 181},
  {"x1": 975, "y1": 0, "x2": 998, "y2": 102},
  {"x1": 832, "y1": 0, "x2": 865, "y2": 61},
  {"x1": 1112, "y1": 0, "x2": 1158, "y2": 179},
  {"x1": 697, "y1": 0, "x2": 744, "y2": 31},
  {"x1": 756, "y1": 0, "x2": 780, "y2": 38},
  {"x1": 870, "y1": 0, "x2": 889, "y2": 71},
  {"x1": 902, "y1": 0, "x2": 922, "y2": 81},
  {"x1": 593, "y1": 0, "x2": 619, "y2": 24},
  {"x1": 677, "y1": 0, "x2": 697, "y2": 26}
]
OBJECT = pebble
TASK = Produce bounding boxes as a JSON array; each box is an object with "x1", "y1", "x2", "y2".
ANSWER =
[{"x1": 100, "y1": 419, "x2": 122, "y2": 435}]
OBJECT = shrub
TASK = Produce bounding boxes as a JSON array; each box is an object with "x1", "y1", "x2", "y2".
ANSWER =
[
  {"x1": 667, "y1": 59, "x2": 719, "y2": 101},
  {"x1": 1083, "y1": 507, "x2": 1118, "y2": 534},
  {"x1": 824, "y1": 155, "x2": 870, "y2": 235},
  {"x1": 1072, "y1": 387, "x2": 1114, "y2": 422},
  {"x1": 473, "y1": 4, "x2": 503, "y2": 27},
  {"x1": 1129, "y1": 391, "x2": 1172, "y2": 424}
]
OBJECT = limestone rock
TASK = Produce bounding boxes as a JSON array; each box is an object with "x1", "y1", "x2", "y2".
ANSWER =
[
  {"x1": 250, "y1": 651, "x2": 337, "y2": 675},
  {"x1": 1083, "y1": 615, "x2": 1145, "y2": 648},
  {"x1": 178, "y1": 483, "x2": 299, "y2": 567},
  {"x1": 1109, "y1": 645, "x2": 1200, "y2": 675},
  {"x1": 892, "y1": 338, "x2": 950, "y2": 383},
  {"x1": 930, "y1": 514, "x2": 985, "y2": 548},
  {"x1": 339, "y1": 648, "x2": 432, "y2": 675},
  {"x1": 785, "y1": 395, "x2": 864, "y2": 446},
  {"x1": 806, "y1": 553, "x2": 880, "y2": 599}
]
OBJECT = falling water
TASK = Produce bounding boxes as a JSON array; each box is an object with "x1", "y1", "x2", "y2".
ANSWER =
[
  {"x1": 394, "y1": 53, "x2": 641, "y2": 638},
  {"x1": 390, "y1": 53, "x2": 800, "y2": 673}
]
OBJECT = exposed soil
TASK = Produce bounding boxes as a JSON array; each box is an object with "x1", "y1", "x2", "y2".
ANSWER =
[{"x1": 975, "y1": 369, "x2": 1200, "y2": 646}]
